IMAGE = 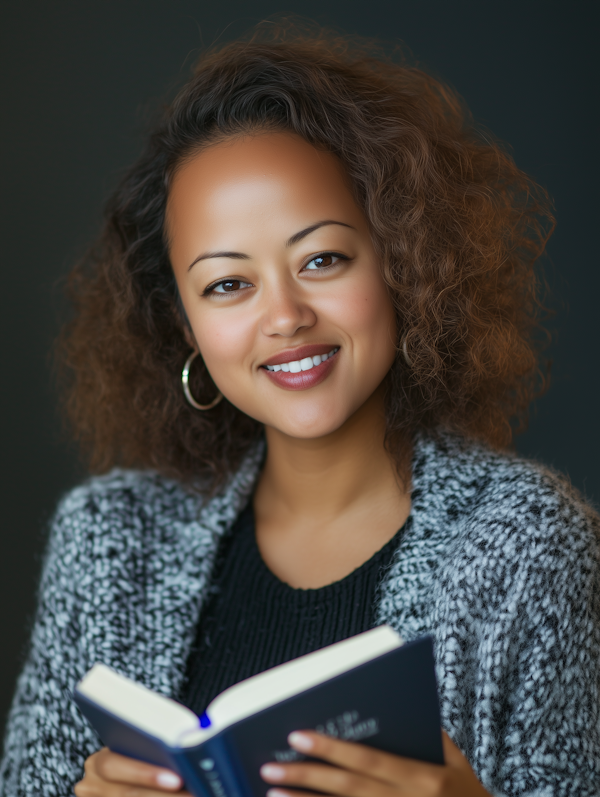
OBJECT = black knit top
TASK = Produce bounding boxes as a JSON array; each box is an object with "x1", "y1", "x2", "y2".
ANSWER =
[{"x1": 180, "y1": 501, "x2": 409, "y2": 716}]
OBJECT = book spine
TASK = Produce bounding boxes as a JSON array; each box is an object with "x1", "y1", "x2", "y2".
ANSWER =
[
  {"x1": 168, "y1": 749, "x2": 214, "y2": 797},
  {"x1": 185, "y1": 736, "x2": 250, "y2": 797}
]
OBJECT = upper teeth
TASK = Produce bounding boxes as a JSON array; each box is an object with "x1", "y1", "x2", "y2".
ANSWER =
[{"x1": 266, "y1": 347, "x2": 339, "y2": 373}]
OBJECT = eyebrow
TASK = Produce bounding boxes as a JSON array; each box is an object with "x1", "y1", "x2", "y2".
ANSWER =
[{"x1": 187, "y1": 220, "x2": 355, "y2": 271}]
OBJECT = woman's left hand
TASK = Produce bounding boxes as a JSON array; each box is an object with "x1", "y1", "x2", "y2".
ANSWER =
[{"x1": 260, "y1": 730, "x2": 491, "y2": 797}]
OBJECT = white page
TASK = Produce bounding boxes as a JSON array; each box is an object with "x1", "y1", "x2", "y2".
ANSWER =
[
  {"x1": 77, "y1": 626, "x2": 402, "y2": 748},
  {"x1": 77, "y1": 665, "x2": 200, "y2": 746},
  {"x1": 181, "y1": 625, "x2": 402, "y2": 745}
]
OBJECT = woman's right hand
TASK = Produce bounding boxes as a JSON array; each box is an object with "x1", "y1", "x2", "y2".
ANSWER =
[{"x1": 75, "y1": 748, "x2": 191, "y2": 796}]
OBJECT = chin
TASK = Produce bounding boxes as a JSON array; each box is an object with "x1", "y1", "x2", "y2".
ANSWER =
[
  {"x1": 262, "y1": 404, "x2": 358, "y2": 440},
  {"x1": 277, "y1": 421, "x2": 346, "y2": 440},
  {"x1": 234, "y1": 381, "x2": 383, "y2": 439}
]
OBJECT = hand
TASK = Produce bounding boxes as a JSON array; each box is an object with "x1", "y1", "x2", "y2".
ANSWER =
[
  {"x1": 260, "y1": 730, "x2": 491, "y2": 797},
  {"x1": 75, "y1": 748, "x2": 191, "y2": 797}
]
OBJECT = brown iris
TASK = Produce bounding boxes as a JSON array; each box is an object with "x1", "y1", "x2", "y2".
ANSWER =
[{"x1": 312, "y1": 255, "x2": 334, "y2": 268}]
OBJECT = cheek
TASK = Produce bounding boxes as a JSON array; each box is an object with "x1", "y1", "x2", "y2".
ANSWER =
[
  {"x1": 325, "y1": 273, "x2": 396, "y2": 358},
  {"x1": 190, "y1": 311, "x2": 254, "y2": 383}
]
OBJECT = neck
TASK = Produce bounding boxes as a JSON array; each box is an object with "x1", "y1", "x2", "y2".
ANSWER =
[{"x1": 254, "y1": 387, "x2": 410, "y2": 527}]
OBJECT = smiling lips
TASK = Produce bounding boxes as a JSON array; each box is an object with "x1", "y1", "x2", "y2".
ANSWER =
[{"x1": 261, "y1": 345, "x2": 340, "y2": 390}]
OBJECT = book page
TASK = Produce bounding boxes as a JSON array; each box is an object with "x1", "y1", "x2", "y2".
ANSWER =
[
  {"x1": 181, "y1": 625, "x2": 402, "y2": 744},
  {"x1": 77, "y1": 665, "x2": 201, "y2": 746}
]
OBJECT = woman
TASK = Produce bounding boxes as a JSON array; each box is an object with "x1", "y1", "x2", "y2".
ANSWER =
[{"x1": 1, "y1": 25, "x2": 598, "y2": 797}]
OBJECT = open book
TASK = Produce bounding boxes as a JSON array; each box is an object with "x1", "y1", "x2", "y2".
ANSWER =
[{"x1": 74, "y1": 626, "x2": 443, "y2": 797}]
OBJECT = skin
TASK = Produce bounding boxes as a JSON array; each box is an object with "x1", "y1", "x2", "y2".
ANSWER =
[{"x1": 75, "y1": 132, "x2": 490, "y2": 797}]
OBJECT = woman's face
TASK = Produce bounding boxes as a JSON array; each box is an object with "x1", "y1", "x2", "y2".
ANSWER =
[{"x1": 167, "y1": 132, "x2": 397, "y2": 439}]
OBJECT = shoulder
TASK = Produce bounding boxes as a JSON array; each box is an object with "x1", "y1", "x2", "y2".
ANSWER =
[
  {"x1": 46, "y1": 442, "x2": 264, "y2": 564},
  {"x1": 42, "y1": 469, "x2": 208, "y2": 577},
  {"x1": 55, "y1": 468, "x2": 203, "y2": 528},
  {"x1": 417, "y1": 428, "x2": 599, "y2": 533},
  {"x1": 417, "y1": 430, "x2": 600, "y2": 597}
]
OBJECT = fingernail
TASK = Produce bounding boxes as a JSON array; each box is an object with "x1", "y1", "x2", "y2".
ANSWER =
[
  {"x1": 267, "y1": 790, "x2": 289, "y2": 797},
  {"x1": 260, "y1": 764, "x2": 286, "y2": 780},
  {"x1": 157, "y1": 771, "x2": 182, "y2": 789},
  {"x1": 288, "y1": 732, "x2": 314, "y2": 752}
]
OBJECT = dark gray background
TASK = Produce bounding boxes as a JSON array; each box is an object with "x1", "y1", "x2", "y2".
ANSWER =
[{"x1": 1, "y1": 0, "x2": 598, "y2": 741}]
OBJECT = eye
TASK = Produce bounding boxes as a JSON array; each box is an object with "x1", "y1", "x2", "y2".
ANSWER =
[
  {"x1": 302, "y1": 252, "x2": 347, "y2": 271},
  {"x1": 205, "y1": 278, "x2": 252, "y2": 295}
]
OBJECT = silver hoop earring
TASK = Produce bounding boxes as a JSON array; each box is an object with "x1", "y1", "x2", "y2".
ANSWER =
[
  {"x1": 401, "y1": 336, "x2": 412, "y2": 368},
  {"x1": 181, "y1": 351, "x2": 223, "y2": 410}
]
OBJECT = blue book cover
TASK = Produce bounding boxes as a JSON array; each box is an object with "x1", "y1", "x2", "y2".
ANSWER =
[{"x1": 74, "y1": 627, "x2": 443, "y2": 797}]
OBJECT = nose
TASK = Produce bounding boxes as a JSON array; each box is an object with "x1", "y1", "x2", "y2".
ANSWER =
[{"x1": 259, "y1": 281, "x2": 317, "y2": 338}]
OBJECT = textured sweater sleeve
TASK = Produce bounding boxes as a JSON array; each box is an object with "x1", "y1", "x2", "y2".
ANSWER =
[
  {"x1": 437, "y1": 465, "x2": 600, "y2": 796},
  {"x1": 494, "y1": 483, "x2": 600, "y2": 796},
  {"x1": 0, "y1": 457, "x2": 253, "y2": 797},
  {"x1": 0, "y1": 488, "x2": 108, "y2": 797}
]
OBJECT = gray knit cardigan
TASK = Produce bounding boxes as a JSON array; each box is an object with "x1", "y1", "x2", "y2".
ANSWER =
[{"x1": 1, "y1": 432, "x2": 599, "y2": 797}]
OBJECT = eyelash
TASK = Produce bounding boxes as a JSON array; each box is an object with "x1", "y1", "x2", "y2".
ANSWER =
[
  {"x1": 303, "y1": 252, "x2": 348, "y2": 272},
  {"x1": 203, "y1": 278, "x2": 252, "y2": 296},
  {"x1": 203, "y1": 252, "x2": 349, "y2": 296}
]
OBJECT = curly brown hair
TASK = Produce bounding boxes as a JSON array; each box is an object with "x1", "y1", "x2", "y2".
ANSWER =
[{"x1": 58, "y1": 22, "x2": 554, "y2": 492}]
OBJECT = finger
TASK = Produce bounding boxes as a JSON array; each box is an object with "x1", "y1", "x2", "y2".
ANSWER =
[
  {"x1": 88, "y1": 748, "x2": 184, "y2": 791},
  {"x1": 261, "y1": 761, "x2": 396, "y2": 797},
  {"x1": 75, "y1": 778, "x2": 193, "y2": 797},
  {"x1": 266, "y1": 791, "x2": 352, "y2": 797},
  {"x1": 287, "y1": 731, "x2": 443, "y2": 787},
  {"x1": 441, "y1": 731, "x2": 469, "y2": 769},
  {"x1": 266, "y1": 791, "x2": 333, "y2": 797}
]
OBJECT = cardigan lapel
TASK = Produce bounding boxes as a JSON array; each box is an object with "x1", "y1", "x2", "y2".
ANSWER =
[
  {"x1": 376, "y1": 432, "x2": 444, "y2": 640},
  {"x1": 129, "y1": 443, "x2": 265, "y2": 699}
]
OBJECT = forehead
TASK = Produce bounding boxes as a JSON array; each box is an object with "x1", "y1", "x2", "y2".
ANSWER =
[{"x1": 165, "y1": 132, "x2": 359, "y2": 237}]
